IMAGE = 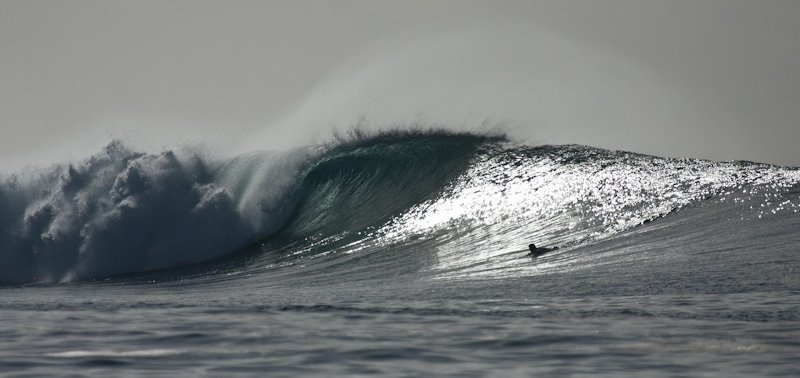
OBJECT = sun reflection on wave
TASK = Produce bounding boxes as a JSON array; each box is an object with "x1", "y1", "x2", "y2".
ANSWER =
[{"x1": 370, "y1": 143, "x2": 800, "y2": 279}]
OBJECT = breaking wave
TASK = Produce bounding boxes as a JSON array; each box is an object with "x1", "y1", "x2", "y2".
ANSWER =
[{"x1": 1, "y1": 130, "x2": 799, "y2": 284}]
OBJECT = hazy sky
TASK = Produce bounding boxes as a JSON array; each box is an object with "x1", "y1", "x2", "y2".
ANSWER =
[{"x1": 1, "y1": 0, "x2": 799, "y2": 169}]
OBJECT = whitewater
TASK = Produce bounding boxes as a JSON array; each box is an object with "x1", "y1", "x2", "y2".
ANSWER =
[{"x1": 1, "y1": 130, "x2": 799, "y2": 376}]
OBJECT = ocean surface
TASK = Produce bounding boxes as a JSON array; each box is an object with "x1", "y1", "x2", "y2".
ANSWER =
[{"x1": 1, "y1": 131, "x2": 799, "y2": 377}]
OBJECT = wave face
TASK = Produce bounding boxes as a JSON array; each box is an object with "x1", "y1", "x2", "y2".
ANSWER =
[
  {"x1": 1, "y1": 131, "x2": 799, "y2": 284},
  {"x1": 252, "y1": 137, "x2": 800, "y2": 285}
]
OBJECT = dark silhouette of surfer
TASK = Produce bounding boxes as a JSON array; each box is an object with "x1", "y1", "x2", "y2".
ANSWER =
[{"x1": 528, "y1": 243, "x2": 558, "y2": 258}]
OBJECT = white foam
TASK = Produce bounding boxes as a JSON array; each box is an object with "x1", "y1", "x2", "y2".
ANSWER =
[
  {"x1": 0, "y1": 141, "x2": 313, "y2": 283},
  {"x1": 46, "y1": 349, "x2": 184, "y2": 358}
]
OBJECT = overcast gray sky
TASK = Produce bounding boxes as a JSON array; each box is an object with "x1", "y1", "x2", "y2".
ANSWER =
[{"x1": 1, "y1": 0, "x2": 799, "y2": 170}]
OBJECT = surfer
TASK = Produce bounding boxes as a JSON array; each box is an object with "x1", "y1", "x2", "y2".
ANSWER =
[{"x1": 528, "y1": 243, "x2": 557, "y2": 258}]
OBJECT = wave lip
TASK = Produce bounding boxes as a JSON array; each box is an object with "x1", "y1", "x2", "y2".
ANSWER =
[{"x1": 278, "y1": 131, "x2": 493, "y2": 238}]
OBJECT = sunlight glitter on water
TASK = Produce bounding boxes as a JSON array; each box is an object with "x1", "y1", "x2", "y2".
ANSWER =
[{"x1": 370, "y1": 144, "x2": 800, "y2": 279}]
